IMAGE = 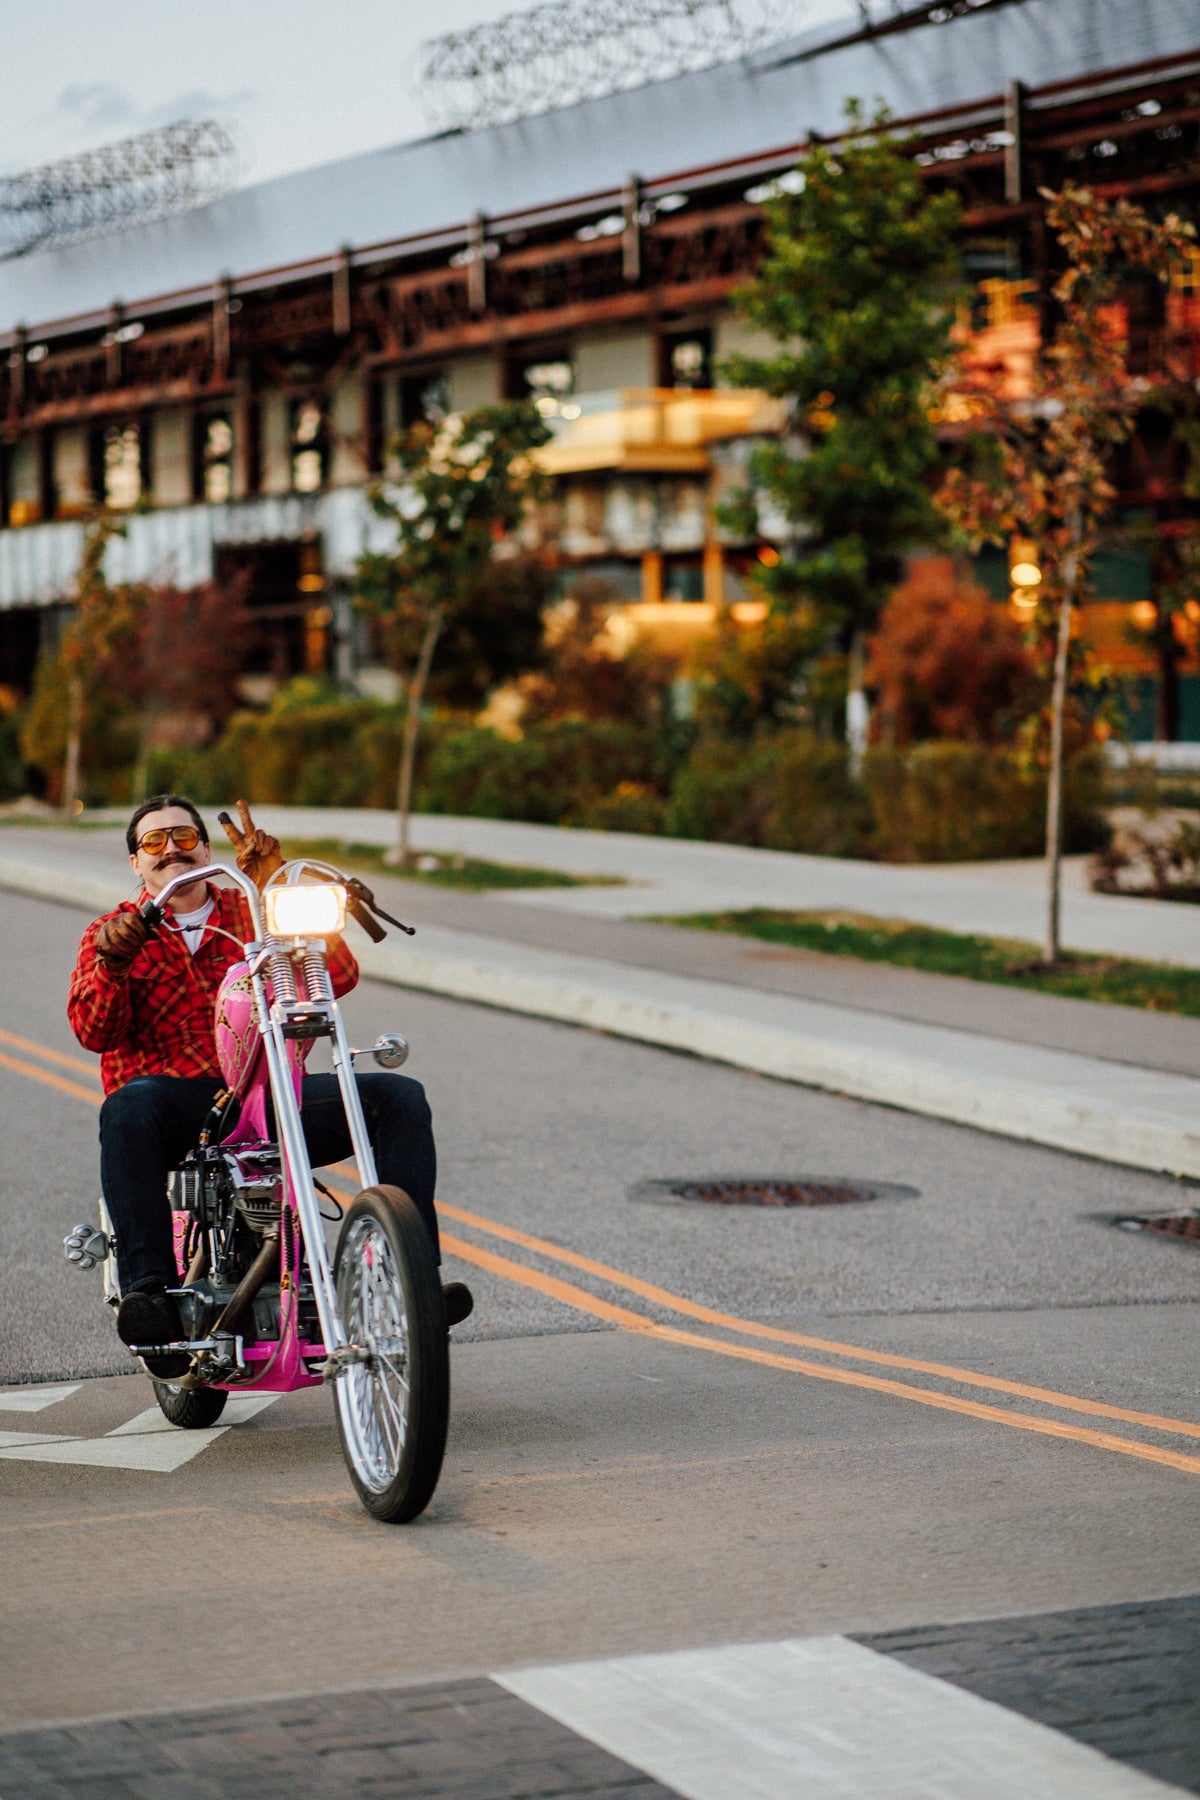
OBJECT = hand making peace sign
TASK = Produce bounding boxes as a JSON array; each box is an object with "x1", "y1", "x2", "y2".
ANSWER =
[{"x1": 220, "y1": 799, "x2": 284, "y2": 893}]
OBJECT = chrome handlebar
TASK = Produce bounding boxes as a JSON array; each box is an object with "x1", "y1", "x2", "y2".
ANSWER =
[{"x1": 145, "y1": 860, "x2": 263, "y2": 935}]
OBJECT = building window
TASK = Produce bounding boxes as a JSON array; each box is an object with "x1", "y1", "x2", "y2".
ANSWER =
[
  {"x1": 104, "y1": 423, "x2": 141, "y2": 509},
  {"x1": 661, "y1": 328, "x2": 712, "y2": 390},
  {"x1": 1170, "y1": 253, "x2": 1200, "y2": 298},
  {"x1": 400, "y1": 370, "x2": 449, "y2": 428},
  {"x1": 203, "y1": 415, "x2": 234, "y2": 503},
  {"x1": 291, "y1": 399, "x2": 327, "y2": 493},
  {"x1": 5, "y1": 440, "x2": 42, "y2": 527}
]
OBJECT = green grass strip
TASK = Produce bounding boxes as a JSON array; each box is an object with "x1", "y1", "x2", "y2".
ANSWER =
[
  {"x1": 661, "y1": 908, "x2": 1200, "y2": 1017},
  {"x1": 279, "y1": 837, "x2": 618, "y2": 891}
]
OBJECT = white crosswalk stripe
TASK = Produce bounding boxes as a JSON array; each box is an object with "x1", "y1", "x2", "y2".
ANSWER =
[
  {"x1": 499, "y1": 1636, "x2": 1187, "y2": 1800},
  {"x1": 0, "y1": 1392, "x2": 280, "y2": 1472},
  {"x1": 0, "y1": 1382, "x2": 81, "y2": 1412}
]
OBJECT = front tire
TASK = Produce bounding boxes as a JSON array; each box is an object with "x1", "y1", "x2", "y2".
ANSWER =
[
  {"x1": 152, "y1": 1381, "x2": 228, "y2": 1429},
  {"x1": 332, "y1": 1185, "x2": 449, "y2": 1523}
]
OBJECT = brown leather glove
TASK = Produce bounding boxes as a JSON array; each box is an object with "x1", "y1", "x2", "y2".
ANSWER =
[
  {"x1": 222, "y1": 798, "x2": 283, "y2": 892},
  {"x1": 95, "y1": 910, "x2": 150, "y2": 980}
]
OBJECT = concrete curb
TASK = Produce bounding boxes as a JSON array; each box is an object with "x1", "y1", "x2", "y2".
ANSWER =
[{"x1": 9, "y1": 853, "x2": 1200, "y2": 1181}]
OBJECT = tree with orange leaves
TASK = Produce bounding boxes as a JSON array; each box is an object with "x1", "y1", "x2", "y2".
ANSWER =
[
  {"x1": 866, "y1": 558, "x2": 1033, "y2": 747},
  {"x1": 936, "y1": 184, "x2": 1194, "y2": 961}
]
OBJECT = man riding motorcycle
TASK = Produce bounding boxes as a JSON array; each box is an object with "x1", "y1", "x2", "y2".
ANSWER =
[{"x1": 67, "y1": 793, "x2": 471, "y2": 1377}]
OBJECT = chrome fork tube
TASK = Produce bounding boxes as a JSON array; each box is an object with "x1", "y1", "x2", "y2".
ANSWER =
[
  {"x1": 330, "y1": 1001, "x2": 379, "y2": 1190},
  {"x1": 250, "y1": 963, "x2": 347, "y2": 1354}
]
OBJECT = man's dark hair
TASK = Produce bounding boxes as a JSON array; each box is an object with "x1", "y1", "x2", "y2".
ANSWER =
[{"x1": 126, "y1": 794, "x2": 209, "y2": 855}]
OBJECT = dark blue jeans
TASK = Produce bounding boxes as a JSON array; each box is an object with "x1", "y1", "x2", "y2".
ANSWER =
[{"x1": 99, "y1": 1072, "x2": 438, "y2": 1294}]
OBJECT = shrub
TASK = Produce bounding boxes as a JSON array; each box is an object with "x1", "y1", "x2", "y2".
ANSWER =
[
  {"x1": 867, "y1": 557, "x2": 1034, "y2": 745},
  {"x1": 145, "y1": 681, "x2": 416, "y2": 810},
  {"x1": 667, "y1": 732, "x2": 1105, "y2": 863},
  {"x1": 864, "y1": 741, "x2": 1107, "y2": 862},
  {"x1": 667, "y1": 731, "x2": 870, "y2": 856},
  {"x1": 760, "y1": 733, "x2": 873, "y2": 855},
  {"x1": 418, "y1": 719, "x2": 661, "y2": 823},
  {"x1": 665, "y1": 737, "x2": 771, "y2": 844},
  {"x1": 566, "y1": 781, "x2": 668, "y2": 834}
]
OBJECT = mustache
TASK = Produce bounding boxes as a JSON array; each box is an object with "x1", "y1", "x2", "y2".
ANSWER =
[{"x1": 155, "y1": 852, "x2": 198, "y2": 870}]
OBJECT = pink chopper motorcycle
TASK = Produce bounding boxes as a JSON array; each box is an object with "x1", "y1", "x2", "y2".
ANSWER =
[{"x1": 63, "y1": 854, "x2": 449, "y2": 1525}]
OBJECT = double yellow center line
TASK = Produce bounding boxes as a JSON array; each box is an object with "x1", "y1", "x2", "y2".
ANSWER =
[{"x1": 7, "y1": 1023, "x2": 1200, "y2": 1479}]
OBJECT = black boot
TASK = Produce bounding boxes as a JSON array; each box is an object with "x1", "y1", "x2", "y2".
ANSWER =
[
  {"x1": 117, "y1": 1288, "x2": 190, "y2": 1379},
  {"x1": 443, "y1": 1281, "x2": 474, "y2": 1328}
]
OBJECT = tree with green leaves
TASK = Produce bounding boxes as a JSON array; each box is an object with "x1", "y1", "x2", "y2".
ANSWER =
[
  {"x1": 937, "y1": 184, "x2": 1194, "y2": 962},
  {"x1": 22, "y1": 518, "x2": 147, "y2": 811},
  {"x1": 720, "y1": 103, "x2": 962, "y2": 750},
  {"x1": 357, "y1": 401, "x2": 551, "y2": 863}
]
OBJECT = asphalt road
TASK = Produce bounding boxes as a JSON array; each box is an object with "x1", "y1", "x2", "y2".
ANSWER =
[{"x1": 2, "y1": 888, "x2": 1199, "y2": 1792}]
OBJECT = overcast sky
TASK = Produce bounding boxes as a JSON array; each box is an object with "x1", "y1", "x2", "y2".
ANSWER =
[{"x1": 2, "y1": 0, "x2": 853, "y2": 188}]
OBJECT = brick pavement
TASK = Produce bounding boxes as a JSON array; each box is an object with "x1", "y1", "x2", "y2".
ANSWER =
[
  {"x1": 861, "y1": 1594, "x2": 1200, "y2": 1795},
  {"x1": 3, "y1": 1601, "x2": 1197, "y2": 1798},
  {"x1": 0, "y1": 1678, "x2": 676, "y2": 1800}
]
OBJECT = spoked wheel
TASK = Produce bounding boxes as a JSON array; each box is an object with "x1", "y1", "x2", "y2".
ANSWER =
[
  {"x1": 332, "y1": 1185, "x2": 449, "y2": 1523},
  {"x1": 152, "y1": 1381, "x2": 228, "y2": 1429}
]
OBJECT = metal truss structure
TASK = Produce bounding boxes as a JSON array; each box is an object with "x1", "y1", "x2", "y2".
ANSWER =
[
  {"x1": 0, "y1": 120, "x2": 236, "y2": 260},
  {"x1": 421, "y1": 0, "x2": 799, "y2": 130},
  {"x1": 420, "y1": 0, "x2": 1019, "y2": 130}
]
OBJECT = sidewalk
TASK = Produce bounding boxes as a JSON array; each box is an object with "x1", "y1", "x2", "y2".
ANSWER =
[
  {"x1": 5, "y1": 814, "x2": 1200, "y2": 1180},
  {"x1": 250, "y1": 806, "x2": 1200, "y2": 971}
]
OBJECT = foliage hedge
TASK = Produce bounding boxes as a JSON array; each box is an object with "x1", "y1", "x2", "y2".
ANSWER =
[
  {"x1": 80, "y1": 689, "x2": 1110, "y2": 864},
  {"x1": 863, "y1": 740, "x2": 1107, "y2": 862}
]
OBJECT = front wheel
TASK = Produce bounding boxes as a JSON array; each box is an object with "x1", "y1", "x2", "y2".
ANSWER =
[
  {"x1": 152, "y1": 1381, "x2": 228, "y2": 1429},
  {"x1": 332, "y1": 1185, "x2": 449, "y2": 1523}
]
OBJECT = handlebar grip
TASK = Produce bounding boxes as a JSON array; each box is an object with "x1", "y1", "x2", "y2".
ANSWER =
[
  {"x1": 347, "y1": 894, "x2": 387, "y2": 943},
  {"x1": 138, "y1": 900, "x2": 163, "y2": 933}
]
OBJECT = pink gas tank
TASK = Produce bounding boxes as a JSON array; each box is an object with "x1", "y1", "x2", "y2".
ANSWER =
[
  {"x1": 214, "y1": 962, "x2": 262, "y2": 1092},
  {"x1": 213, "y1": 961, "x2": 304, "y2": 1145}
]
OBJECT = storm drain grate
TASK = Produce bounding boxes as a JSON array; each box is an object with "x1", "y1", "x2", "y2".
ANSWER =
[
  {"x1": 1116, "y1": 1211, "x2": 1200, "y2": 1244},
  {"x1": 678, "y1": 1179, "x2": 875, "y2": 1207},
  {"x1": 653, "y1": 1177, "x2": 904, "y2": 1208}
]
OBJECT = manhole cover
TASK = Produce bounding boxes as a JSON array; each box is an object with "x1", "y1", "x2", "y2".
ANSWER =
[
  {"x1": 1116, "y1": 1211, "x2": 1200, "y2": 1244},
  {"x1": 633, "y1": 1176, "x2": 917, "y2": 1208}
]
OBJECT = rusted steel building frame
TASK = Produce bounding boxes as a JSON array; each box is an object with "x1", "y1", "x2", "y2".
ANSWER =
[{"x1": 1, "y1": 47, "x2": 1197, "y2": 456}]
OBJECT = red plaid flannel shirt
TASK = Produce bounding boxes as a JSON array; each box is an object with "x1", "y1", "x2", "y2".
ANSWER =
[{"x1": 68, "y1": 883, "x2": 359, "y2": 1096}]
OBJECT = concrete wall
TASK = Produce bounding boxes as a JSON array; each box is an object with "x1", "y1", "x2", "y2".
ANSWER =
[
  {"x1": 575, "y1": 333, "x2": 656, "y2": 392},
  {"x1": 713, "y1": 314, "x2": 778, "y2": 379},
  {"x1": 151, "y1": 410, "x2": 192, "y2": 507},
  {"x1": 448, "y1": 356, "x2": 500, "y2": 415},
  {"x1": 329, "y1": 380, "x2": 368, "y2": 486},
  {"x1": 260, "y1": 391, "x2": 291, "y2": 495}
]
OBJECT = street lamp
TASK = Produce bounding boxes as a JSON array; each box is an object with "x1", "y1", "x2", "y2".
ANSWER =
[{"x1": 1009, "y1": 536, "x2": 1041, "y2": 617}]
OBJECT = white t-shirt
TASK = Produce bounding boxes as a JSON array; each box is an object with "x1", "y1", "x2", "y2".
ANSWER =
[{"x1": 173, "y1": 896, "x2": 214, "y2": 955}]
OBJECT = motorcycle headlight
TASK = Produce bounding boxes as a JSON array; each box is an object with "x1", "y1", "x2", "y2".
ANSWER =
[{"x1": 264, "y1": 883, "x2": 346, "y2": 938}]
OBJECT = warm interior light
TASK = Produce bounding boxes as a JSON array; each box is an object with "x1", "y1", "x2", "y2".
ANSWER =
[
  {"x1": 730, "y1": 600, "x2": 769, "y2": 625},
  {"x1": 1130, "y1": 600, "x2": 1158, "y2": 629},
  {"x1": 264, "y1": 884, "x2": 346, "y2": 937},
  {"x1": 1011, "y1": 588, "x2": 1038, "y2": 615},
  {"x1": 1010, "y1": 560, "x2": 1041, "y2": 586},
  {"x1": 757, "y1": 546, "x2": 780, "y2": 566}
]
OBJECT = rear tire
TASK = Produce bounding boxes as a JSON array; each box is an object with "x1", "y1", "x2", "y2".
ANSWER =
[
  {"x1": 332, "y1": 1184, "x2": 449, "y2": 1523},
  {"x1": 152, "y1": 1381, "x2": 228, "y2": 1429}
]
